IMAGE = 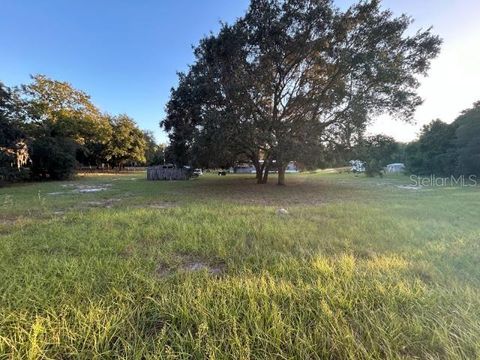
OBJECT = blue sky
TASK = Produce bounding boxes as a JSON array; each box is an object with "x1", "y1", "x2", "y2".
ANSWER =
[{"x1": 1, "y1": 0, "x2": 480, "y2": 143}]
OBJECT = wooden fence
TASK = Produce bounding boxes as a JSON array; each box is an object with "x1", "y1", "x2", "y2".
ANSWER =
[{"x1": 147, "y1": 166, "x2": 190, "y2": 180}]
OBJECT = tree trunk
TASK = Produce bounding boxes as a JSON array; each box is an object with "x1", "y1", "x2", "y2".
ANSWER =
[
  {"x1": 277, "y1": 163, "x2": 286, "y2": 185},
  {"x1": 253, "y1": 160, "x2": 262, "y2": 182},
  {"x1": 257, "y1": 160, "x2": 266, "y2": 184},
  {"x1": 256, "y1": 169, "x2": 262, "y2": 182},
  {"x1": 261, "y1": 170, "x2": 269, "y2": 184},
  {"x1": 261, "y1": 163, "x2": 270, "y2": 184}
]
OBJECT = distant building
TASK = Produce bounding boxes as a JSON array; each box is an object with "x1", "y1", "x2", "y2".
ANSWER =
[
  {"x1": 285, "y1": 161, "x2": 299, "y2": 173},
  {"x1": 234, "y1": 164, "x2": 256, "y2": 174},
  {"x1": 349, "y1": 160, "x2": 365, "y2": 173},
  {"x1": 386, "y1": 163, "x2": 406, "y2": 173}
]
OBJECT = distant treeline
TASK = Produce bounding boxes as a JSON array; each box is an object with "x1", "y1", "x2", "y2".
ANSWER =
[
  {"x1": 3, "y1": 74, "x2": 479, "y2": 183},
  {"x1": 1, "y1": 75, "x2": 165, "y2": 182},
  {"x1": 405, "y1": 101, "x2": 480, "y2": 177},
  {"x1": 332, "y1": 101, "x2": 480, "y2": 177}
]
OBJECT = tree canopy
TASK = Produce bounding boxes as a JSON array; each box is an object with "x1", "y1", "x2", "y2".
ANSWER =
[
  {"x1": 405, "y1": 101, "x2": 480, "y2": 177},
  {"x1": 143, "y1": 130, "x2": 166, "y2": 166},
  {"x1": 453, "y1": 102, "x2": 480, "y2": 176},
  {"x1": 355, "y1": 134, "x2": 399, "y2": 176},
  {"x1": 1, "y1": 75, "x2": 156, "y2": 182},
  {"x1": 1, "y1": 82, "x2": 25, "y2": 149},
  {"x1": 105, "y1": 115, "x2": 147, "y2": 168},
  {"x1": 1, "y1": 82, "x2": 30, "y2": 181},
  {"x1": 162, "y1": 0, "x2": 441, "y2": 184},
  {"x1": 22, "y1": 75, "x2": 112, "y2": 147}
]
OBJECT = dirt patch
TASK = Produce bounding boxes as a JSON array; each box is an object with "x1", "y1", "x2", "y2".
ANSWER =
[
  {"x1": 74, "y1": 184, "x2": 112, "y2": 193},
  {"x1": 148, "y1": 202, "x2": 177, "y2": 209},
  {"x1": 157, "y1": 257, "x2": 226, "y2": 277},
  {"x1": 111, "y1": 177, "x2": 138, "y2": 181},
  {"x1": 132, "y1": 201, "x2": 177, "y2": 210},
  {"x1": 0, "y1": 218, "x2": 17, "y2": 226},
  {"x1": 83, "y1": 198, "x2": 121, "y2": 208},
  {"x1": 397, "y1": 185, "x2": 422, "y2": 190},
  {"x1": 119, "y1": 244, "x2": 135, "y2": 258},
  {"x1": 176, "y1": 176, "x2": 346, "y2": 206},
  {"x1": 183, "y1": 261, "x2": 224, "y2": 274},
  {"x1": 48, "y1": 184, "x2": 112, "y2": 195},
  {"x1": 355, "y1": 249, "x2": 378, "y2": 260},
  {"x1": 0, "y1": 216, "x2": 25, "y2": 234}
]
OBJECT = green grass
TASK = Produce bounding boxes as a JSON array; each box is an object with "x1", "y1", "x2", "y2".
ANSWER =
[{"x1": 1, "y1": 172, "x2": 479, "y2": 359}]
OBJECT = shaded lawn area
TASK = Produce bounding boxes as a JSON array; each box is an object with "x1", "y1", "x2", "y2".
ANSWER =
[{"x1": 1, "y1": 172, "x2": 479, "y2": 358}]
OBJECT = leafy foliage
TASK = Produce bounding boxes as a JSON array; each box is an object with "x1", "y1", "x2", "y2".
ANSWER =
[
  {"x1": 406, "y1": 120, "x2": 456, "y2": 176},
  {"x1": 105, "y1": 115, "x2": 147, "y2": 168},
  {"x1": 355, "y1": 135, "x2": 399, "y2": 177},
  {"x1": 30, "y1": 137, "x2": 77, "y2": 180},
  {"x1": 453, "y1": 101, "x2": 480, "y2": 176},
  {"x1": 143, "y1": 130, "x2": 166, "y2": 166},
  {"x1": 162, "y1": 0, "x2": 441, "y2": 184},
  {"x1": 405, "y1": 101, "x2": 480, "y2": 176},
  {"x1": 0, "y1": 83, "x2": 25, "y2": 147},
  {"x1": 1, "y1": 75, "x2": 154, "y2": 181},
  {"x1": 0, "y1": 82, "x2": 29, "y2": 183},
  {"x1": 22, "y1": 75, "x2": 113, "y2": 165},
  {"x1": 22, "y1": 75, "x2": 112, "y2": 145}
]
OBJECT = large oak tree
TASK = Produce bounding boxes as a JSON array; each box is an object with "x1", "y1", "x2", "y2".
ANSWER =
[
  {"x1": 22, "y1": 75, "x2": 113, "y2": 164},
  {"x1": 162, "y1": 0, "x2": 441, "y2": 184}
]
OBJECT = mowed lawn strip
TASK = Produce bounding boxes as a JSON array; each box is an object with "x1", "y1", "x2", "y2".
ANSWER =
[{"x1": 0, "y1": 172, "x2": 479, "y2": 358}]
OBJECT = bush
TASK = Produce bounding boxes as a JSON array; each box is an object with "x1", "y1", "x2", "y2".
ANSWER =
[
  {"x1": 30, "y1": 137, "x2": 76, "y2": 180},
  {"x1": 0, "y1": 167, "x2": 31, "y2": 185},
  {"x1": 365, "y1": 159, "x2": 384, "y2": 177},
  {"x1": 405, "y1": 120, "x2": 457, "y2": 176},
  {"x1": 454, "y1": 104, "x2": 480, "y2": 176},
  {"x1": 354, "y1": 135, "x2": 398, "y2": 177}
]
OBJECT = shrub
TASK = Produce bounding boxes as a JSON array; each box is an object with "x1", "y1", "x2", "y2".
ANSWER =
[
  {"x1": 365, "y1": 159, "x2": 384, "y2": 177},
  {"x1": 0, "y1": 166, "x2": 31, "y2": 185},
  {"x1": 30, "y1": 137, "x2": 76, "y2": 180},
  {"x1": 354, "y1": 135, "x2": 398, "y2": 177},
  {"x1": 0, "y1": 151, "x2": 29, "y2": 184},
  {"x1": 405, "y1": 120, "x2": 457, "y2": 176}
]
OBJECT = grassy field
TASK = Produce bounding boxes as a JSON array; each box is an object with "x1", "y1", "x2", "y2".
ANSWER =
[{"x1": 0, "y1": 171, "x2": 479, "y2": 359}]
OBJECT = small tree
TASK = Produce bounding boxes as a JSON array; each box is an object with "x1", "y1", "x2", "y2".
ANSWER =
[
  {"x1": 143, "y1": 130, "x2": 166, "y2": 166},
  {"x1": 106, "y1": 115, "x2": 146, "y2": 169},
  {"x1": 30, "y1": 137, "x2": 76, "y2": 180},
  {"x1": 355, "y1": 135, "x2": 399, "y2": 177}
]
